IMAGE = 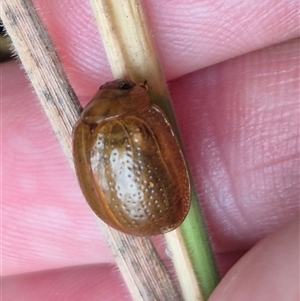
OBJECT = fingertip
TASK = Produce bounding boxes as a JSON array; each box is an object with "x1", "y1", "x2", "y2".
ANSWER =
[
  {"x1": 3, "y1": 264, "x2": 131, "y2": 301},
  {"x1": 209, "y1": 219, "x2": 299, "y2": 301}
]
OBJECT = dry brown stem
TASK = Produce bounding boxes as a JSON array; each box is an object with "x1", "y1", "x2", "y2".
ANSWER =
[{"x1": 2, "y1": 0, "x2": 182, "y2": 300}]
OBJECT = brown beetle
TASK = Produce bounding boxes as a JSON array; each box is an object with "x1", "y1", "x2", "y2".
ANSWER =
[{"x1": 73, "y1": 80, "x2": 190, "y2": 236}]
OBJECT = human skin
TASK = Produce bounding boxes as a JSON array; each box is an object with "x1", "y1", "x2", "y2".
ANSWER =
[{"x1": 1, "y1": 1, "x2": 299, "y2": 300}]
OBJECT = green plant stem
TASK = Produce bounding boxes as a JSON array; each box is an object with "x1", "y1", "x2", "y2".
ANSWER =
[
  {"x1": 89, "y1": 0, "x2": 220, "y2": 300},
  {"x1": 181, "y1": 190, "x2": 220, "y2": 299}
]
